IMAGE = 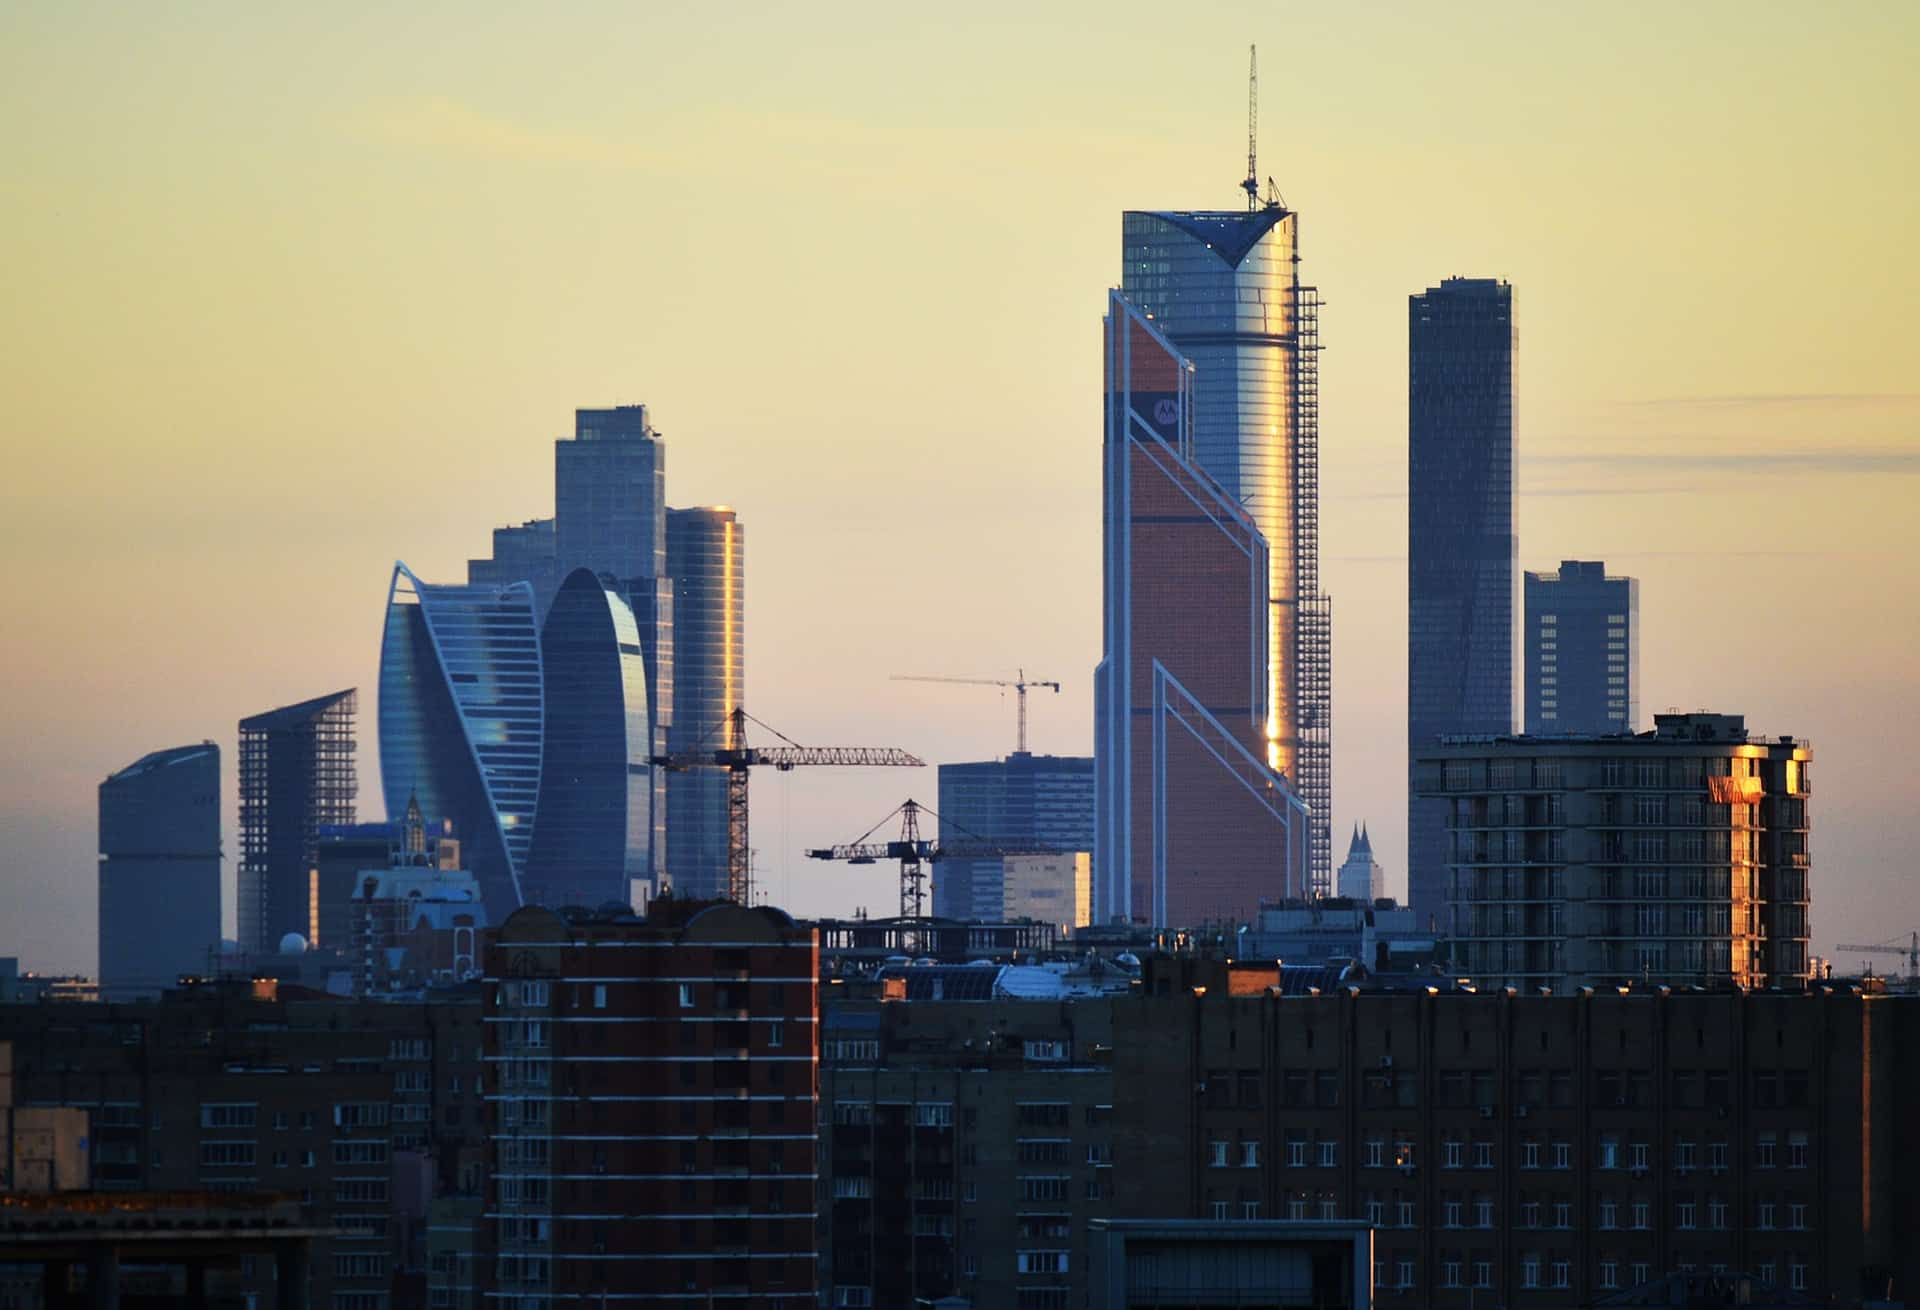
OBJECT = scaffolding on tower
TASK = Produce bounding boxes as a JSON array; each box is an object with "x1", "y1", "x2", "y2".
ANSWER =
[{"x1": 1293, "y1": 285, "x2": 1333, "y2": 898}]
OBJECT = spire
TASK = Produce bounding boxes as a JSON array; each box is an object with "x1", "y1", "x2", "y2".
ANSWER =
[
  {"x1": 403, "y1": 790, "x2": 426, "y2": 857},
  {"x1": 1359, "y1": 822, "x2": 1372, "y2": 856}
]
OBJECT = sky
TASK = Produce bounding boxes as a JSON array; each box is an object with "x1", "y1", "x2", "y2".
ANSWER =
[{"x1": 2, "y1": 1, "x2": 1916, "y2": 976}]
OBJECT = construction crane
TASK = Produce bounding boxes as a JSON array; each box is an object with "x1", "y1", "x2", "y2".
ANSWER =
[
  {"x1": 805, "y1": 798, "x2": 1055, "y2": 921},
  {"x1": 1242, "y1": 44, "x2": 1259, "y2": 211},
  {"x1": 891, "y1": 668, "x2": 1061, "y2": 755},
  {"x1": 1835, "y1": 931, "x2": 1920, "y2": 982},
  {"x1": 652, "y1": 708, "x2": 923, "y2": 906}
]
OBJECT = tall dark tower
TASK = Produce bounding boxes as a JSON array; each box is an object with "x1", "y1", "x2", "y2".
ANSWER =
[
  {"x1": 1407, "y1": 278, "x2": 1516, "y2": 925},
  {"x1": 665, "y1": 506, "x2": 745, "y2": 898}
]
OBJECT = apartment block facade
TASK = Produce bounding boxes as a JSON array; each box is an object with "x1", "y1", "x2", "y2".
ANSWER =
[
  {"x1": 1411, "y1": 713, "x2": 1811, "y2": 992},
  {"x1": 484, "y1": 901, "x2": 818, "y2": 1307}
]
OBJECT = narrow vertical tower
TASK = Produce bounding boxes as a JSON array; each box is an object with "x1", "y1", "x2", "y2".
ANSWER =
[
  {"x1": 666, "y1": 506, "x2": 746, "y2": 898},
  {"x1": 1119, "y1": 196, "x2": 1332, "y2": 894},
  {"x1": 237, "y1": 689, "x2": 357, "y2": 952},
  {"x1": 1407, "y1": 278, "x2": 1516, "y2": 925}
]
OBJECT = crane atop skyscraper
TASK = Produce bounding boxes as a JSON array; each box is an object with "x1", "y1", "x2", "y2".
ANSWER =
[
  {"x1": 651, "y1": 708, "x2": 923, "y2": 906},
  {"x1": 891, "y1": 669, "x2": 1061, "y2": 755},
  {"x1": 1243, "y1": 44, "x2": 1259, "y2": 210}
]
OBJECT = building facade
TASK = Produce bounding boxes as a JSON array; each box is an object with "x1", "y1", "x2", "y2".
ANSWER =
[
  {"x1": 485, "y1": 901, "x2": 818, "y2": 1307},
  {"x1": 934, "y1": 753, "x2": 1094, "y2": 921},
  {"x1": 1525, "y1": 560, "x2": 1640, "y2": 735},
  {"x1": 468, "y1": 518, "x2": 558, "y2": 615},
  {"x1": 1111, "y1": 976, "x2": 1916, "y2": 1310},
  {"x1": 1412, "y1": 713, "x2": 1812, "y2": 991},
  {"x1": 523, "y1": 567, "x2": 653, "y2": 910},
  {"x1": 1001, "y1": 852, "x2": 1092, "y2": 935},
  {"x1": 665, "y1": 506, "x2": 745, "y2": 899},
  {"x1": 237, "y1": 690, "x2": 358, "y2": 955},
  {"x1": 97, "y1": 743, "x2": 222, "y2": 1000},
  {"x1": 380, "y1": 564, "x2": 544, "y2": 924},
  {"x1": 1094, "y1": 290, "x2": 1310, "y2": 930},
  {"x1": 1120, "y1": 203, "x2": 1333, "y2": 895},
  {"x1": 1408, "y1": 277, "x2": 1517, "y2": 929}
]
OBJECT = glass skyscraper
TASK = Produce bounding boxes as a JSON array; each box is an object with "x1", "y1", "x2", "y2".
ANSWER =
[
  {"x1": 379, "y1": 564, "x2": 543, "y2": 922},
  {"x1": 523, "y1": 567, "x2": 653, "y2": 908},
  {"x1": 237, "y1": 689, "x2": 357, "y2": 953},
  {"x1": 1407, "y1": 277, "x2": 1516, "y2": 924},
  {"x1": 1095, "y1": 289, "x2": 1310, "y2": 929},
  {"x1": 665, "y1": 506, "x2": 744, "y2": 898},
  {"x1": 934, "y1": 753, "x2": 1093, "y2": 921},
  {"x1": 1524, "y1": 560, "x2": 1639, "y2": 734},
  {"x1": 98, "y1": 742, "x2": 221, "y2": 998},
  {"x1": 1120, "y1": 203, "x2": 1333, "y2": 895}
]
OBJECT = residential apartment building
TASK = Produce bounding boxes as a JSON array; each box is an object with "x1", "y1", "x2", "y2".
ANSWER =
[
  {"x1": 1112, "y1": 968, "x2": 1919, "y2": 1309},
  {"x1": 0, "y1": 982, "x2": 489, "y2": 1309},
  {"x1": 1411, "y1": 713, "x2": 1811, "y2": 992},
  {"x1": 484, "y1": 900, "x2": 818, "y2": 1307},
  {"x1": 818, "y1": 979, "x2": 1119, "y2": 1309}
]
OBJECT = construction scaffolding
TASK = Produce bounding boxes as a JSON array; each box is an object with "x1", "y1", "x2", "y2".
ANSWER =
[{"x1": 1292, "y1": 285, "x2": 1333, "y2": 897}]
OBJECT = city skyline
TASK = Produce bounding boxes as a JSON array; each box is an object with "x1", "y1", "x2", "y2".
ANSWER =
[{"x1": 4, "y1": 4, "x2": 1918, "y2": 973}]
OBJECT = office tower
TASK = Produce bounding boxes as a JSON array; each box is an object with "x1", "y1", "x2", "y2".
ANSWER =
[
  {"x1": 1525, "y1": 560, "x2": 1640, "y2": 734},
  {"x1": 933, "y1": 753, "x2": 1094, "y2": 921},
  {"x1": 1407, "y1": 277, "x2": 1517, "y2": 928},
  {"x1": 237, "y1": 690, "x2": 357, "y2": 954},
  {"x1": 1094, "y1": 290, "x2": 1310, "y2": 929},
  {"x1": 1411, "y1": 711, "x2": 1812, "y2": 990},
  {"x1": 523, "y1": 567, "x2": 654, "y2": 909},
  {"x1": 314, "y1": 795, "x2": 466, "y2": 959},
  {"x1": 468, "y1": 517, "x2": 557, "y2": 612},
  {"x1": 379, "y1": 564, "x2": 543, "y2": 923},
  {"x1": 486, "y1": 901, "x2": 819, "y2": 1306},
  {"x1": 666, "y1": 506, "x2": 745, "y2": 898},
  {"x1": 97, "y1": 743, "x2": 221, "y2": 999},
  {"x1": 1120, "y1": 201, "x2": 1332, "y2": 896},
  {"x1": 1334, "y1": 824, "x2": 1385, "y2": 903}
]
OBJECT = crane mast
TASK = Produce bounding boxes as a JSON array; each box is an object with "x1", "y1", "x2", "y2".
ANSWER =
[
  {"x1": 891, "y1": 668, "x2": 1061, "y2": 755},
  {"x1": 1242, "y1": 44, "x2": 1259, "y2": 211}
]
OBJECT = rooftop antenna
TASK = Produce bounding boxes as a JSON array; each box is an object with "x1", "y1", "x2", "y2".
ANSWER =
[{"x1": 1241, "y1": 45, "x2": 1260, "y2": 211}]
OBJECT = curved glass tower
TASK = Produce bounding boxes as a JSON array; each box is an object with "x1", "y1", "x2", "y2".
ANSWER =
[
  {"x1": 523, "y1": 567, "x2": 653, "y2": 908},
  {"x1": 1120, "y1": 204, "x2": 1332, "y2": 895},
  {"x1": 379, "y1": 563, "x2": 544, "y2": 920},
  {"x1": 665, "y1": 506, "x2": 744, "y2": 898}
]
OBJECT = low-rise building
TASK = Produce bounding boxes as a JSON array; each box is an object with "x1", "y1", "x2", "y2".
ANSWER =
[{"x1": 1002, "y1": 852, "x2": 1092, "y2": 935}]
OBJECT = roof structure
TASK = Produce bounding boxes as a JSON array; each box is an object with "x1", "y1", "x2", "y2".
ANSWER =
[{"x1": 1131, "y1": 206, "x2": 1291, "y2": 267}]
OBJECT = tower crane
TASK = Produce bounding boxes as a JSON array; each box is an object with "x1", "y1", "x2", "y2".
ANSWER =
[
  {"x1": 652, "y1": 708, "x2": 923, "y2": 906},
  {"x1": 891, "y1": 669, "x2": 1061, "y2": 755},
  {"x1": 1835, "y1": 931, "x2": 1920, "y2": 982},
  {"x1": 805, "y1": 798, "x2": 1056, "y2": 922},
  {"x1": 1242, "y1": 44, "x2": 1259, "y2": 211}
]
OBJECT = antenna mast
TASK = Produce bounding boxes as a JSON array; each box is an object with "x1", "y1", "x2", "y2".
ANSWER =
[{"x1": 1242, "y1": 45, "x2": 1259, "y2": 210}]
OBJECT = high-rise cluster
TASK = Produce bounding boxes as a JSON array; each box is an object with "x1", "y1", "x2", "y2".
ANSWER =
[{"x1": 383, "y1": 405, "x2": 745, "y2": 919}]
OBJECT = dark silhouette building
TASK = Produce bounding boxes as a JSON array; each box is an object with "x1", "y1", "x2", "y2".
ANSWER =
[
  {"x1": 933, "y1": 752, "x2": 1093, "y2": 921},
  {"x1": 484, "y1": 901, "x2": 818, "y2": 1305},
  {"x1": 237, "y1": 690, "x2": 356, "y2": 954},
  {"x1": 1408, "y1": 277, "x2": 1516, "y2": 926},
  {"x1": 97, "y1": 743, "x2": 221, "y2": 999}
]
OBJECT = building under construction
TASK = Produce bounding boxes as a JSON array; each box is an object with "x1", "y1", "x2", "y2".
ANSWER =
[{"x1": 236, "y1": 688, "x2": 357, "y2": 954}]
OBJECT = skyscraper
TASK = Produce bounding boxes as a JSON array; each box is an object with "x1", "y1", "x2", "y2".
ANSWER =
[
  {"x1": 467, "y1": 518, "x2": 557, "y2": 613},
  {"x1": 1524, "y1": 560, "x2": 1640, "y2": 734},
  {"x1": 666, "y1": 506, "x2": 745, "y2": 899},
  {"x1": 98, "y1": 743, "x2": 221, "y2": 999},
  {"x1": 1120, "y1": 201, "x2": 1332, "y2": 896},
  {"x1": 934, "y1": 753, "x2": 1093, "y2": 921},
  {"x1": 1094, "y1": 290, "x2": 1310, "y2": 929},
  {"x1": 523, "y1": 567, "x2": 654, "y2": 909},
  {"x1": 1407, "y1": 277, "x2": 1516, "y2": 925},
  {"x1": 1334, "y1": 824, "x2": 1385, "y2": 904},
  {"x1": 379, "y1": 564, "x2": 543, "y2": 922},
  {"x1": 237, "y1": 690, "x2": 357, "y2": 953}
]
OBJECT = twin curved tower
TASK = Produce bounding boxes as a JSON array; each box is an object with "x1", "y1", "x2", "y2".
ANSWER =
[{"x1": 378, "y1": 562, "x2": 651, "y2": 921}]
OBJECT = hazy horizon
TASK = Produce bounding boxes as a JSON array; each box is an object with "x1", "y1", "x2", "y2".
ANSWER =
[{"x1": 4, "y1": 2, "x2": 1916, "y2": 975}]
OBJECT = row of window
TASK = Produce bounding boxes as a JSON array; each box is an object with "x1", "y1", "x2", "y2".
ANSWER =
[{"x1": 1372, "y1": 1255, "x2": 1809, "y2": 1294}]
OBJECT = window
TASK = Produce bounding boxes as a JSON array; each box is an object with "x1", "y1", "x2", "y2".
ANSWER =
[
  {"x1": 1633, "y1": 1263, "x2": 1651, "y2": 1287},
  {"x1": 518, "y1": 979, "x2": 548, "y2": 1007},
  {"x1": 678, "y1": 983, "x2": 695, "y2": 1008},
  {"x1": 1791, "y1": 1261, "x2": 1809, "y2": 1291},
  {"x1": 1443, "y1": 1198, "x2": 1462, "y2": 1228},
  {"x1": 1474, "y1": 1261, "x2": 1493, "y2": 1289},
  {"x1": 1397, "y1": 1199, "x2": 1416, "y2": 1228},
  {"x1": 1521, "y1": 1255, "x2": 1541, "y2": 1289},
  {"x1": 1015, "y1": 1252, "x2": 1069, "y2": 1275},
  {"x1": 1024, "y1": 1039, "x2": 1068, "y2": 1062},
  {"x1": 1789, "y1": 1202, "x2": 1807, "y2": 1230},
  {"x1": 1600, "y1": 1261, "x2": 1620, "y2": 1290},
  {"x1": 1788, "y1": 1131, "x2": 1809, "y2": 1168},
  {"x1": 768, "y1": 1020, "x2": 783, "y2": 1048},
  {"x1": 1522, "y1": 1140, "x2": 1541, "y2": 1169},
  {"x1": 1364, "y1": 1138, "x2": 1385, "y2": 1168},
  {"x1": 1709, "y1": 1198, "x2": 1728, "y2": 1229},
  {"x1": 1443, "y1": 1139, "x2": 1463, "y2": 1169},
  {"x1": 1552, "y1": 1141, "x2": 1572, "y2": 1170},
  {"x1": 1554, "y1": 1201, "x2": 1571, "y2": 1229},
  {"x1": 914, "y1": 1102, "x2": 953, "y2": 1129},
  {"x1": 1287, "y1": 1139, "x2": 1307, "y2": 1168},
  {"x1": 1630, "y1": 1141, "x2": 1649, "y2": 1170},
  {"x1": 1598, "y1": 1135, "x2": 1620, "y2": 1169},
  {"x1": 1599, "y1": 1197, "x2": 1618, "y2": 1229},
  {"x1": 1521, "y1": 1200, "x2": 1540, "y2": 1229},
  {"x1": 1473, "y1": 1141, "x2": 1492, "y2": 1169},
  {"x1": 1211, "y1": 1200, "x2": 1231, "y2": 1221},
  {"x1": 1443, "y1": 1260, "x2": 1463, "y2": 1289},
  {"x1": 1397, "y1": 1261, "x2": 1415, "y2": 1290},
  {"x1": 1475, "y1": 1196, "x2": 1494, "y2": 1229},
  {"x1": 1241, "y1": 1201, "x2": 1261, "y2": 1220},
  {"x1": 1366, "y1": 1196, "x2": 1385, "y2": 1225},
  {"x1": 1552, "y1": 1259, "x2": 1571, "y2": 1289},
  {"x1": 1243, "y1": 1140, "x2": 1261, "y2": 1168},
  {"x1": 1676, "y1": 1200, "x2": 1696, "y2": 1229},
  {"x1": 1210, "y1": 1140, "x2": 1229, "y2": 1168},
  {"x1": 199, "y1": 1141, "x2": 255, "y2": 1167},
  {"x1": 1019, "y1": 1176, "x2": 1068, "y2": 1203},
  {"x1": 1756, "y1": 1132, "x2": 1776, "y2": 1168},
  {"x1": 1317, "y1": 1140, "x2": 1336, "y2": 1168},
  {"x1": 1757, "y1": 1200, "x2": 1776, "y2": 1229},
  {"x1": 592, "y1": 984, "x2": 607, "y2": 1009},
  {"x1": 200, "y1": 1103, "x2": 257, "y2": 1129}
]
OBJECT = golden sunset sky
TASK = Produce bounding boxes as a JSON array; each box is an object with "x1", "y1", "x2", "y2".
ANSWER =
[{"x1": 3, "y1": 1, "x2": 1915, "y2": 972}]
